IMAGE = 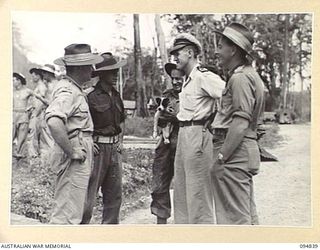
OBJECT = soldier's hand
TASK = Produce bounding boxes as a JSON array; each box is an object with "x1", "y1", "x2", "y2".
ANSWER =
[
  {"x1": 116, "y1": 142, "x2": 123, "y2": 154},
  {"x1": 93, "y1": 143, "x2": 100, "y2": 155},
  {"x1": 210, "y1": 158, "x2": 224, "y2": 177},
  {"x1": 152, "y1": 131, "x2": 158, "y2": 139},
  {"x1": 71, "y1": 148, "x2": 87, "y2": 163}
]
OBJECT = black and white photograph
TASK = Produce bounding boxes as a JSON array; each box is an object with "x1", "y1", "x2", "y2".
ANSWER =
[{"x1": 10, "y1": 11, "x2": 313, "y2": 228}]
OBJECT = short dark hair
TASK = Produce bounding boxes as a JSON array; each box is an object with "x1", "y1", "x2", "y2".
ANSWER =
[{"x1": 31, "y1": 70, "x2": 44, "y2": 80}]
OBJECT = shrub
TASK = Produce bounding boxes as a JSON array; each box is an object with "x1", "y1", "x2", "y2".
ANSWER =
[
  {"x1": 11, "y1": 157, "x2": 55, "y2": 223},
  {"x1": 124, "y1": 117, "x2": 154, "y2": 137},
  {"x1": 11, "y1": 148, "x2": 155, "y2": 224}
]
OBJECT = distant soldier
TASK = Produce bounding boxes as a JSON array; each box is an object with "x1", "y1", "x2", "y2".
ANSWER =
[
  {"x1": 150, "y1": 63, "x2": 184, "y2": 224},
  {"x1": 211, "y1": 23, "x2": 265, "y2": 224},
  {"x1": 28, "y1": 67, "x2": 48, "y2": 158},
  {"x1": 36, "y1": 64, "x2": 57, "y2": 165},
  {"x1": 46, "y1": 44, "x2": 103, "y2": 224},
  {"x1": 12, "y1": 73, "x2": 46, "y2": 159},
  {"x1": 169, "y1": 33, "x2": 225, "y2": 224}
]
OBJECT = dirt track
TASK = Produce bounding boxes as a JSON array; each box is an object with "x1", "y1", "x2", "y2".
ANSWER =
[
  {"x1": 11, "y1": 124, "x2": 311, "y2": 226},
  {"x1": 122, "y1": 124, "x2": 311, "y2": 225}
]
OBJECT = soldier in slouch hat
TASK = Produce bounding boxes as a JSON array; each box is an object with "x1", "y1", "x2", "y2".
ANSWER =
[{"x1": 46, "y1": 43, "x2": 103, "y2": 224}]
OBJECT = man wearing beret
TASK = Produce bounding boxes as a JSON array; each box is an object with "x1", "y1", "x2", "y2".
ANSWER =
[
  {"x1": 169, "y1": 33, "x2": 225, "y2": 224},
  {"x1": 150, "y1": 63, "x2": 184, "y2": 224},
  {"x1": 211, "y1": 23, "x2": 265, "y2": 224},
  {"x1": 81, "y1": 52, "x2": 126, "y2": 224},
  {"x1": 45, "y1": 44, "x2": 103, "y2": 224}
]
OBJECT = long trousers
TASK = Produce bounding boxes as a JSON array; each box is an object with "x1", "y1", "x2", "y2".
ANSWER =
[
  {"x1": 81, "y1": 143, "x2": 122, "y2": 224},
  {"x1": 150, "y1": 128, "x2": 178, "y2": 219},
  {"x1": 174, "y1": 126, "x2": 214, "y2": 224},
  {"x1": 211, "y1": 137, "x2": 260, "y2": 225},
  {"x1": 50, "y1": 135, "x2": 93, "y2": 224}
]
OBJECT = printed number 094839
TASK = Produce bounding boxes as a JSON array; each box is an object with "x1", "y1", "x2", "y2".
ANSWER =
[{"x1": 300, "y1": 244, "x2": 319, "y2": 249}]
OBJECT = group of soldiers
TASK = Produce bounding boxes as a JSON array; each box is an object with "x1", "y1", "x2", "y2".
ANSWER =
[{"x1": 12, "y1": 22, "x2": 264, "y2": 225}]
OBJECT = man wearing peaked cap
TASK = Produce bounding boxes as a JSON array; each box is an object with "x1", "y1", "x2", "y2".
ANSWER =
[
  {"x1": 169, "y1": 33, "x2": 225, "y2": 224},
  {"x1": 210, "y1": 23, "x2": 265, "y2": 225},
  {"x1": 45, "y1": 43, "x2": 103, "y2": 224},
  {"x1": 81, "y1": 52, "x2": 126, "y2": 224},
  {"x1": 169, "y1": 33, "x2": 202, "y2": 56}
]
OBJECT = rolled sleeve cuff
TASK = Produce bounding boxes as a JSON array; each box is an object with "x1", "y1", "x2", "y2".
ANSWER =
[
  {"x1": 45, "y1": 110, "x2": 67, "y2": 125},
  {"x1": 232, "y1": 110, "x2": 252, "y2": 121}
]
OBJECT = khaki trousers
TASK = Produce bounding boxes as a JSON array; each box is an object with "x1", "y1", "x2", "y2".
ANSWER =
[
  {"x1": 211, "y1": 138, "x2": 260, "y2": 225},
  {"x1": 174, "y1": 126, "x2": 214, "y2": 224},
  {"x1": 50, "y1": 135, "x2": 93, "y2": 224}
]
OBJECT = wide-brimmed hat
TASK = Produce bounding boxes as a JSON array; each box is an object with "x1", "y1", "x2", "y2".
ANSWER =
[
  {"x1": 213, "y1": 22, "x2": 254, "y2": 57},
  {"x1": 29, "y1": 67, "x2": 41, "y2": 75},
  {"x1": 164, "y1": 63, "x2": 180, "y2": 76},
  {"x1": 54, "y1": 43, "x2": 104, "y2": 66},
  {"x1": 13, "y1": 72, "x2": 26, "y2": 85},
  {"x1": 92, "y1": 52, "x2": 127, "y2": 76},
  {"x1": 169, "y1": 33, "x2": 202, "y2": 55},
  {"x1": 38, "y1": 64, "x2": 56, "y2": 75}
]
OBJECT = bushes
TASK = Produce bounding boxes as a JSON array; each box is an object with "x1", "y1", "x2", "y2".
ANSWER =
[
  {"x1": 11, "y1": 157, "x2": 55, "y2": 223},
  {"x1": 11, "y1": 148, "x2": 154, "y2": 223},
  {"x1": 124, "y1": 116, "x2": 154, "y2": 137}
]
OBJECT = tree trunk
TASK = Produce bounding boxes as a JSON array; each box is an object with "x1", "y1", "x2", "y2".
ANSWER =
[
  {"x1": 133, "y1": 14, "x2": 147, "y2": 117},
  {"x1": 150, "y1": 40, "x2": 157, "y2": 98},
  {"x1": 281, "y1": 14, "x2": 289, "y2": 109},
  {"x1": 154, "y1": 14, "x2": 171, "y2": 89}
]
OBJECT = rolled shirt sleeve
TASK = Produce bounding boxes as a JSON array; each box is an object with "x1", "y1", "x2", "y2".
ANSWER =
[
  {"x1": 45, "y1": 84, "x2": 74, "y2": 124},
  {"x1": 229, "y1": 73, "x2": 255, "y2": 121}
]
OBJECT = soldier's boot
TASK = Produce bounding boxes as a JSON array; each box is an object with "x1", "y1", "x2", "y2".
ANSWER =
[{"x1": 157, "y1": 216, "x2": 167, "y2": 224}]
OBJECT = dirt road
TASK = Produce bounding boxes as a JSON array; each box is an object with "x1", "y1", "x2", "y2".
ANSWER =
[
  {"x1": 121, "y1": 124, "x2": 311, "y2": 226},
  {"x1": 11, "y1": 124, "x2": 311, "y2": 226}
]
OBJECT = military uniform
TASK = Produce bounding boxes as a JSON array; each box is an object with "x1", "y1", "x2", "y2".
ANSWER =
[
  {"x1": 81, "y1": 82, "x2": 125, "y2": 224},
  {"x1": 150, "y1": 88, "x2": 180, "y2": 220},
  {"x1": 12, "y1": 108, "x2": 30, "y2": 157},
  {"x1": 211, "y1": 64, "x2": 264, "y2": 224},
  {"x1": 45, "y1": 75, "x2": 94, "y2": 224},
  {"x1": 174, "y1": 65, "x2": 225, "y2": 224},
  {"x1": 28, "y1": 79, "x2": 47, "y2": 157}
]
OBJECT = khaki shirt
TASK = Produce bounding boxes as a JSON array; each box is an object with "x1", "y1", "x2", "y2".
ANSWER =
[
  {"x1": 45, "y1": 76, "x2": 93, "y2": 136},
  {"x1": 177, "y1": 64, "x2": 225, "y2": 121},
  {"x1": 212, "y1": 65, "x2": 265, "y2": 136}
]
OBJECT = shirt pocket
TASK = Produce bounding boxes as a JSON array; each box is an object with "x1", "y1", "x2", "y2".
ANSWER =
[
  {"x1": 181, "y1": 93, "x2": 197, "y2": 111},
  {"x1": 76, "y1": 103, "x2": 90, "y2": 121},
  {"x1": 94, "y1": 102, "x2": 111, "y2": 113}
]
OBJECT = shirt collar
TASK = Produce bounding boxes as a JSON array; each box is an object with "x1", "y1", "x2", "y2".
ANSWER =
[
  {"x1": 95, "y1": 81, "x2": 117, "y2": 95},
  {"x1": 227, "y1": 64, "x2": 245, "y2": 80},
  {"x1": 64, "y1": 75, "x2": 84, "y2": 92}
]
